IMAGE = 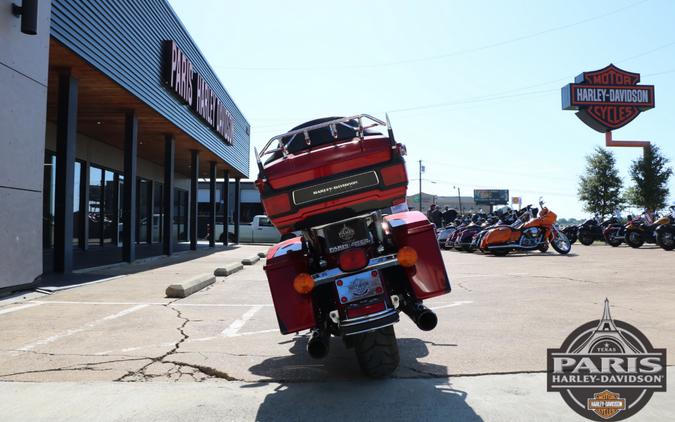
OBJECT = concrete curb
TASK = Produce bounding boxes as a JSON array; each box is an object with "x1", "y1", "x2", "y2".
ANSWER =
[
  {"x1": 241, "y1": 255, "x2": 260, "y2": 265},
  {"x1": 214, "y1": 263, "x2": 244, "y2": 277},
  {"x1": 165, "y1": 274, "x2": 215, "y2": 298}
]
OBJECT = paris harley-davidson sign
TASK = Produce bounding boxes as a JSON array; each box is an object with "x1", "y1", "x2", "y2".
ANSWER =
[{"x1": 561, "y1": 64, "x2": 654, "y2": 132}]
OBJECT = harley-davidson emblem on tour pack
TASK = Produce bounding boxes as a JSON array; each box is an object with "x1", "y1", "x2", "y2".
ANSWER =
[{"x1": 561, "y1": 64, "x2": 654, "y2": 133}]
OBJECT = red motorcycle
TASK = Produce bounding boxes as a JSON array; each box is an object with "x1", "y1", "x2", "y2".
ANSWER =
[{"x1": 255, "y1": 115, "x2": 451, "y2": 377}]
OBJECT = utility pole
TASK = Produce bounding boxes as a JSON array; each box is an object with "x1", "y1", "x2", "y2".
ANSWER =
[
  {"x1": 418, "y1": 160, "x2": 423, "y2": 212},
  {"x1": 454, "y1": 185, "x2": 463, "y2": 215}
]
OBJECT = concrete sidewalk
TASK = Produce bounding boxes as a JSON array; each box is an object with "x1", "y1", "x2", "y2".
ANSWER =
[{"x1": 0, "y1": 369, "x2": 673, "y2": 422}]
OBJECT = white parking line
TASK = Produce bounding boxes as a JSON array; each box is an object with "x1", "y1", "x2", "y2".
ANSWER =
[
  {"x1": 429, "y1": 300, "x2": 473, "y2": 310},
  {"x1": 18, "y1": 304, "x2": 148, "y2": 352},
  {"x1": 0, "y1": 302, "x2": 42, "y2": 316},
  {"x1": 222, "y1": 305, "x2": 264, "y2": 337}
]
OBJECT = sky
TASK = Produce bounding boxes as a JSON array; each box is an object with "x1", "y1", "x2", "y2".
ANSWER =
[{"x1": 168, "y1": 0, "x2": 675, "y2": 218}]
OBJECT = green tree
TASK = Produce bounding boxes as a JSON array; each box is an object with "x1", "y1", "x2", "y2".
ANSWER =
[
  {"x1": 625, "y1": 144, "x2": 672, "y2": 211},
  {"x1": 578, "y1": 147, "x2": 624, "y2": 217}
]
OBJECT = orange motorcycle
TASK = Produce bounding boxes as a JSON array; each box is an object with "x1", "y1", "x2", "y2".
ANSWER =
[{"x1": 479, "y1": 199, "x2": 571, "y2": 256}]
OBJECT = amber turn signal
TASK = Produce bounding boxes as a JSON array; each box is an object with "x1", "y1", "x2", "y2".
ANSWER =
[
  {"x1": 397, "y1": 246, "x2": 418, "y2": 267},
  {"x1": 293, "y1": 273, "x2": 315, "y2": 294}
]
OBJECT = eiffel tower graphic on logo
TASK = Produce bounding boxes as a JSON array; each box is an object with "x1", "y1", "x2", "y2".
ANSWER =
[{"x1": 572, "y1": 299, "x2": 641, "y2": 354}]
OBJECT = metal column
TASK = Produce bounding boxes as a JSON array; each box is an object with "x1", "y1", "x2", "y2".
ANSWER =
[
  {"x1": 221, "y1": 170, "x2": 229, "y2": 247},
  {"x1": 163, "y1": 135, "x2": 175, "y2": 256},
  {"x1": 54, "y1": 72, "x2": 78, "y2": 273},
  {"x1": 209, "y1": 161, "x2": 217, "y2": 247},
  {"x1": 233, "y1": 177, "x2": 241, "y2": 243},
  {"x1": 189, "y1": 150, "x2": 199, "y2": 250},
  {"x1": 122, "y1": 111, "x2": 138, "y2": 263}
]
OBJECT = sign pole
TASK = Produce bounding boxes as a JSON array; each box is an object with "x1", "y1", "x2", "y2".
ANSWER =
[{"x1": 604, "y1": 131, "x2": 650, "y2": 156}]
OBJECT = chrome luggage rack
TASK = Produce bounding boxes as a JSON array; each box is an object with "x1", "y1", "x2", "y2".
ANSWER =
[{"x1": 255, "y1": 114, "x2": 396, "y2": 173}]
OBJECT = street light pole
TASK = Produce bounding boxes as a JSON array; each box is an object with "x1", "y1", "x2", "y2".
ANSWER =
[
  {"x1": 454, "y1": 185, "x2": 463, "y2": 215},
  {"x1": 418, "y1": 160, "x2": 423, "y2": 211}
]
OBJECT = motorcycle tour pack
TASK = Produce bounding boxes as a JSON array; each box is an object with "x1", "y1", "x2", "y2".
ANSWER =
[{"x1": 254, "y1": 115, "x2": 450, "y2": 377}]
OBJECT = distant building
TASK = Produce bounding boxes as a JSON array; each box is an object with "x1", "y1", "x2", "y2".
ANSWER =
[{"x1": 407, "y1": 192, "x2": 477, "y2": 213}]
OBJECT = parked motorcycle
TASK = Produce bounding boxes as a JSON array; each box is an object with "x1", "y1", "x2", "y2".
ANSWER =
[
  {"x1": 562, "y1": 225, "x2": 578, "y2": 245},
  {"x1": 603, "y1": 214, "x2": 629, "y2": 247},
  {"x1": 624, "y1": 211, "x2": 671, "y2": 248},
  {"x1": 255, "y1": 115, "x2": 450, "y2": 378},
  {"x1": 455, "y1": 213, "x2": 490, "y2": 252},
  {"x1": 576, "y1": 214, "x2": 623, "y2": 245},
  {"x1": 479, "y1": 200, "x2": 570, "y2": 256},
  {"x1": 437, "y1": 226, "x2": 457, "y2": 249},
  {"x1": 655, "y1": 206, "x2": 675, "y2": 250}
]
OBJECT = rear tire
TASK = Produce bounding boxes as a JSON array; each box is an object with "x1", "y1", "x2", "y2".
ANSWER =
[
  {"x1": 354, "y1": 325, "x2": 400, "y2": 378},
  {"x1": 656, "y1": 231, "x2": 675, "y2": 251},
  {"x1": 578, "y1": 233, "x2": 594, "y2": 246},
  {"x1": 625, "y1": 231, "x2": 644, "y2": 248}
]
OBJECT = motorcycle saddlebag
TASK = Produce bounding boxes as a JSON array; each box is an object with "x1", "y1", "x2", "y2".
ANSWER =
[
  {"x1": 263, "y1": 237, "x2": 316, "y2": 334},
  {"x1": 384, "y1": 211, "x2": 451, "y2": 299},
  {"x1": 256, "y1": 135, "x2": 408, "y2": 234}
]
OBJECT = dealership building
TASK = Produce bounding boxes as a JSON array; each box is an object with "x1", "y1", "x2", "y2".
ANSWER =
[{"x1": 0, "y1": 0, "x2": 250, "y2": 293}]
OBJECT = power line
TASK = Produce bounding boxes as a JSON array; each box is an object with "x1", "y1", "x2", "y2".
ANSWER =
[{"x1": 216, "y1": 0, "x2": 649, "y2": 71}]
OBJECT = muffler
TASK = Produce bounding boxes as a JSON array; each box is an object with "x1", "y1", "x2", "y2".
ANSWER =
[
  {"x1": 402, "y1": 302, "x2": 438, "y2": 331},
  {"x1": 307, "y1": 329, "x2": 330, "y2": 359}
]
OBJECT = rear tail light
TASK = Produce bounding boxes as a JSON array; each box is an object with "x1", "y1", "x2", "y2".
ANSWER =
[
  {"x1": 338, "y1": 248, "x2": 368, "y2": 272},
  {"x1": 380, "y1": 164, "x2": 407, "y2": 186},
  {"x1": 264, "y1": 193, "x2": 291, "y2": 216},
  {"x1": 397, "y1": 246, "x2": 418, "y2": 267}
]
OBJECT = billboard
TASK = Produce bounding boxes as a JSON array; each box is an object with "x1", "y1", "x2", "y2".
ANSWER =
[{"x1": 474, "y1": 189, "x2": 509, "y2": 205}]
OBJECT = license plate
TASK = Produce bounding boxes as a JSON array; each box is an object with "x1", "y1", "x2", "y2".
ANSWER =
[{"x1": 335, "y1": 270, "x2": 383, "y2": 303}]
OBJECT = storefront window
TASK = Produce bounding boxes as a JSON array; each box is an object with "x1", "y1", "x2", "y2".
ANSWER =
[
  {"x1": 103, "y1": 171, "x2": 116, "y2": 244},
  {"x1": 137, "y1": 179, "x2": 149, "y2": 243},
  {"x1": 72, "y1": 161, "x2": 81, "y2": 246},
  {"x1": 152, "y1": 182, "x2": 163, "y2": 243},
  {"x1": 118, "y1": 175, "x2": 124, "y2": 247},
  {"x1": 174, "y1": 188, "x2": 188, "y2": 242},
  {"x1": 42, "y1": 152, "x2": 56, "y2": 249},
  {"x1": 89, "y1": 166, "x2": 103, "y2": 246}
]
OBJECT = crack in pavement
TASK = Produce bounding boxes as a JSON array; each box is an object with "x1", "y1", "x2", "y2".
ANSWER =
[
  {"x1": 0, "y1": 349, "x2": 147, "y2": 360},
  {"x1": 114, "y1": 302, "x2": 241, "y2": 382},
  {"x1": 527, "y1": 275, "x2": 598, "y2": 284},
  {"x1": 0, "y1": 357, "x2": 153, "y2": 379}
]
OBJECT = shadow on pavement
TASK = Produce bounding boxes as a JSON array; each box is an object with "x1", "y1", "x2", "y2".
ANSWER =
[{"x1": 248, "y1": 334, "x2": 483, "y2": 421}]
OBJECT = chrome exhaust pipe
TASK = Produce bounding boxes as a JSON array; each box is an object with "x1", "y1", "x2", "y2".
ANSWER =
[
  {"x1": 402, "y1": 302, "x2": 438, "y2": 331},
  {"x1": 307, "y1": 329, "x2": 330, "y2": 359}
]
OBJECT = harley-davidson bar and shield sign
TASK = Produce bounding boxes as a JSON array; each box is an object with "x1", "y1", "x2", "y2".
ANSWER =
[{"x1": 561, "y1": 64, "x2": 655, "y2": 133}]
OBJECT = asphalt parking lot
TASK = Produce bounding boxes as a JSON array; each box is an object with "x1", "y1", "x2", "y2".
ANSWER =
[{"x1": 0, "y1": 243, "x2": 673, "y2": 421}]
